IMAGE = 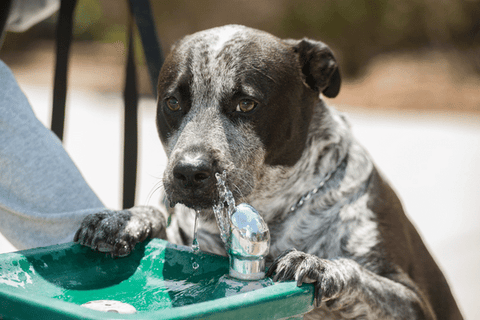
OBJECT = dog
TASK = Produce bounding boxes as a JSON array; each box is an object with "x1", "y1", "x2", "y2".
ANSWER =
[{"x1": 74, "y1": 25, "x2": 463, "y2": 319}]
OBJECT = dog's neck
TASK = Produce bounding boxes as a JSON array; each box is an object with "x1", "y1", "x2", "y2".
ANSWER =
[
  {"x1": 247, "y1": 102, "x2": 368, "y2": 222},
  {"x1": 287, "y1": 153, "x2": 349, "y2": 214}
]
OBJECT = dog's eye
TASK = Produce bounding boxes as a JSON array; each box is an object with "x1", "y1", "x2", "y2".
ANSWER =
[
  {"x1": 236, "y1": 99, "x2": 257, "y2": 113},
  {"x1": 166, "y1": 97, "x2": 180, "y2": 111}
]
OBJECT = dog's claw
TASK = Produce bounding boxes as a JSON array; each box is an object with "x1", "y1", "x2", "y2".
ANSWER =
[
  {"x1": 266, "y1": 263, "x2": 275, "y2": 278},
  {"x1": 315, "y1": 285, "x2": 323, "y2": 308},
  {"x1": 272, "y1": 265, "x2": 283, "y2": 282},
  {"x1": 267, "y1": 247, "x2": 296, "y2": 278},
  {"x1": 296, "y1": 268, "x2": 307, "y2": 287},
  {"x1": 95, "y1": 241, "x2": 113, "y2": 253},
  {"x1": 113, "y1": 240, "x2": 131, "y2": 257}
]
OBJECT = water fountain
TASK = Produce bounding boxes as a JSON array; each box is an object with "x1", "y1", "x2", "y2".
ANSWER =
[{"x1": 0, "y1": 172, "x2": 314, "y2": 319}]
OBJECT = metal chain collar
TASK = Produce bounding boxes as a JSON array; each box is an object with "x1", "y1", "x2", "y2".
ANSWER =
[
  {"x1": 288, "y1": 154, "x2": 350, "y2": 213},
  {"x1": 288, "y1": 169, "x2": 334, "y2": 213}
]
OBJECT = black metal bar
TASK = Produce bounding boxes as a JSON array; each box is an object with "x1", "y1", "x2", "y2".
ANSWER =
[
  {"x1": 122, "y1": 19, "x2": 138, "y2": 209},
  {"x1": 51, "y1": 0, "x2": 77, "y2": 141},
  {"x1": 0, "y1": 0, "x2": 13, "y2": 50},
  {"x1": 122, "y1": 0, "x2": 164, "y2": 208},
  {"x1": 127, "y1": 0, "x2": 163, "y2": 97}
]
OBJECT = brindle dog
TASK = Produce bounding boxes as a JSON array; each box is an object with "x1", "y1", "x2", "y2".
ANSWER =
[{"x1": 75, "y1": 25, "x2": 463, "y2": 319}]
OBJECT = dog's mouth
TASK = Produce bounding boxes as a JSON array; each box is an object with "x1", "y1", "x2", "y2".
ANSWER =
[
  {"x1": 164, "y1": 168, "x2": 252, "y2": 212},
  {"x1": 168, "y1": 193, "x2": 218, "y2": 211}
]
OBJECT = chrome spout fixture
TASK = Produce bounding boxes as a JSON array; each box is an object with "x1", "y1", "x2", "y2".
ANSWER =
[{"x1": 228, "y1": 203, "x2": 270, "y2": 280}]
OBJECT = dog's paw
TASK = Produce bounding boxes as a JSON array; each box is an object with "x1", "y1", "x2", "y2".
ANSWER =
[
  {"x1": 266, "y1": 248, "x2": 355, "y2": 307},
  {"x1": 74, "y1": 206, "x2": 166, "y2": 257}
]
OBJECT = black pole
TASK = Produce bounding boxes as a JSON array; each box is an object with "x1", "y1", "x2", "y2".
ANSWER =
[
  {"x1": 123, "y1": 0, "x2": 164, "y2": 208},
  {"x1": 122, "y1": 19, "x2": 138, "y2": 209},
  {"x1": 127, "y1": 0, "x2": 163, "y2": 97},
  {"x1": 51, "y1": 0, "x2": 77, "y2": 141},
  {"x1": 0, "y1": 0, "x2": 13, "y2": 50}
]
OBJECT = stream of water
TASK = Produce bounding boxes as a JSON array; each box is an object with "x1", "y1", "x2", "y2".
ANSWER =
[
  {"x1": 190, "y1": 171, "x2": 235, "y2": 252},
  {"x1": 191, "y1": 171, "x2": 234, "y2": 267},
  {"x1": 192, "y1": 171, "x2": 235, "y2": 270},
  {"x1": 191, "y1": 210, "x2": 200, "y2": 270},
  {"x1": 212, "y1": 171, "x2": 236, "y2": 250}
]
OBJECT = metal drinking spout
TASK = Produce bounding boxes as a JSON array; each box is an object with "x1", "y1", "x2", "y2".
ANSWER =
[{"x1": 228, "y1": 203, "x2": 270, "y2": 280}]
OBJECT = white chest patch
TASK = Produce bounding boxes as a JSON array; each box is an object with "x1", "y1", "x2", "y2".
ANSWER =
[{"x1": 340, "y1": 193, "x2": 379, "y2": 257}]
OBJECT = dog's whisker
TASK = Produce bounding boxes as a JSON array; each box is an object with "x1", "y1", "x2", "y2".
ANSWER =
[{"x1": 145, "y1": 180, "x2": 165, "y2": 206}]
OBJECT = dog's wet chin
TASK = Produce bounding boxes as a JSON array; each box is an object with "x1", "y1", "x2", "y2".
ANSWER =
[{"x1": 167, "y1": 191, "x2": 217, "y2": 210}]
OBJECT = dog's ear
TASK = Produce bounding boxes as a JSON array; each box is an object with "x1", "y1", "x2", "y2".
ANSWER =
[{"x1": 285, "y1": 38, "x2": 341, "y2": 98}]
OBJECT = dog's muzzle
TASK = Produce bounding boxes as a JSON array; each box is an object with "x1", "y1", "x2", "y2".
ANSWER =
[{"x1": 167, "y1": 148, "x2": 220, "y2": 209}]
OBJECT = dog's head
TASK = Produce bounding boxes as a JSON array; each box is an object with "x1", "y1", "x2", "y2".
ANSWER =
[{"x1": 156, "y1": 25, "x2": 341, "y2": 213}]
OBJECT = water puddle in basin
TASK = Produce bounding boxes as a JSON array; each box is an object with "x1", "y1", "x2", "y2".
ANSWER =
[{"x1": 46, "y1": 244, "x2": 231, "y2": 312}]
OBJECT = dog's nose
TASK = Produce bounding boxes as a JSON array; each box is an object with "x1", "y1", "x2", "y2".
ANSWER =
[{"x1": 173, "y1": 155, "x2": 213, "y2": 189}]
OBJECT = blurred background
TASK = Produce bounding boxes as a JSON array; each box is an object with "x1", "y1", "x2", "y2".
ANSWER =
[
  {"x1": 0, "y1": 0, "x2": 479, "y2": 318},
  {"x1": 2, "y1": 0, "x2": 480, "y2": 110}
]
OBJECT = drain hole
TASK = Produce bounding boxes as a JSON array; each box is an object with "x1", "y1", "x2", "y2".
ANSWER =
[{"x1": 81, "y1": 300, "x2": 136, "y2": 314}]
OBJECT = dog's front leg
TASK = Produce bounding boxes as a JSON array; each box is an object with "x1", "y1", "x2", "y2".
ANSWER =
[
  {"x1": 74, "y1": 206, "x2": 167, "y2": 257},
  {"x1": 266, "y1": 248, "x2": 435, "y2": 320}
]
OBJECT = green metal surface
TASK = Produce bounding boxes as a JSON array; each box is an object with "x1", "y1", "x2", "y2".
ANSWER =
[{"x1": 0, "y1": 239, "x2": 314, "y2": 319}]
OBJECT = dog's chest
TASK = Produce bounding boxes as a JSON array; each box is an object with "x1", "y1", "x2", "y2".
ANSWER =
[
  {"x1": 267, "y1": 205, "x2": 345, "y2": 261},
  {"x1": 266, "y1": 192, "x2": 379, "y2": 262}
]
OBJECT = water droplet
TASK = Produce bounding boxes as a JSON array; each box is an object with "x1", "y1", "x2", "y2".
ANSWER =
[
  {"x1": 192, "y1": 261, "x2": 199, "y2": 270},
  {"x1": 192, "y1": 210, "x2": 200, "y2": 253},
  {"x1": 192, "y1": 238, "x2": 199, "y2": 254}
]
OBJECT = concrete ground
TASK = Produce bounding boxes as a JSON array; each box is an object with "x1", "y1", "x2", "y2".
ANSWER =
[{"x1": 1, "y1": 85, "x2": 479, "y2": 319}]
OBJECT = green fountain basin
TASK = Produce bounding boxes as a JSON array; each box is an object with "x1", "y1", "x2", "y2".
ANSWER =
[{"x1": 0, "y1": 239, "x2": 314, "y2": 319}]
